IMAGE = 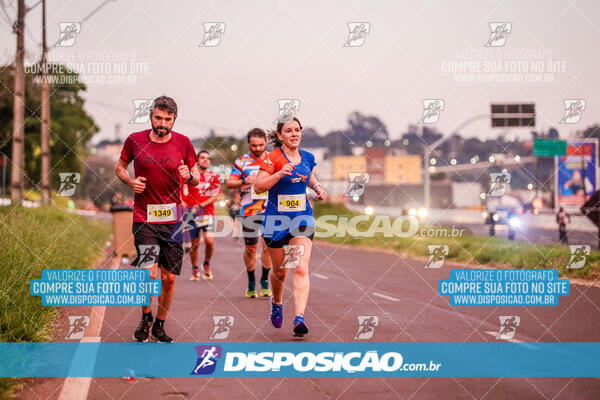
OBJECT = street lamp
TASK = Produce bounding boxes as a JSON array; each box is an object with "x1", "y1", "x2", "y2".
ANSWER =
[{"x1": 423, "y1": 114, "x2": 489, "y2": 207}]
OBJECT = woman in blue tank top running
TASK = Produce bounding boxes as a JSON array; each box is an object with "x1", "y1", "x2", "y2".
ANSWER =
[{"x1": 254, "y1": 117, "x2": 327, "y2": 337}]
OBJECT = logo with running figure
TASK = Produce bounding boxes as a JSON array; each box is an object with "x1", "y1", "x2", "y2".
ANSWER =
[
  {"x1": 136, "y1": 245, "x2": 160, "y2": 268},
  {"x1": 566, "y1": 245, "x2": 590, "y2": 269},
  {"x1": 343, "y1": 22, "x2": 370, "y2": 47},
  {"x1": 57, "y1": 172, "x2": 80, "y2": 196},
  {"x1": 418, "y1": 99, "x2": 445, "y2": 124},
  {"x1": 129, "y1": 99, "x2": 153, "y2": 124},
  {"x1": 210, "y1": 316, "x2": 234, "y2": 339},
  {"x1": 274, "y1": 99, "x2": 300, "y2": 124},
  {"x1": 281, "y1": 244, "x2": 305, "y2": 269},
  {"x1": 354, "y1": 316, "x2": 379, "y2": 339},
  {"x1": 425, "y1": 245, "x2": 449, "y2": 269},
  {"x1": 485, "y1": 22, "x2": 512, "y2": 47},
  {"x1": 488, "y1": 170, "x2": 511, "y2": 197},
  {"x1": 169, "y1": 212, "x2": 199, "y2": 242},
  {"x1": 496, "y1": 316, "x2": 520, "y2": 340},
  {"x1": 199, "y1": 22, "x2": 226, "y2": 47},
  {"x1": 191, "y1": 345, "x2": 222, "y2": 375},
  {"x1": 346, "y1": 172, "x2": 370, "y2": 198},
  {"x1": 65, "y1": 315, "x2": 89, "y2": 340},
  {"x1": 56, "y1": 22, "x2": 81, "y2": 47},
  {"x1": 560, "y1": 99, "x2": 586, "y2": 124}
]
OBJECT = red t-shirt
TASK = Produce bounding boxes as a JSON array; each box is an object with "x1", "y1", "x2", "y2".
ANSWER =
[
  {"x1": 120, "y1": 129, "x2": 198, "y2": 223},
  {"x1": 180, "y1": 171, "x2": 221, "y2": 215}
]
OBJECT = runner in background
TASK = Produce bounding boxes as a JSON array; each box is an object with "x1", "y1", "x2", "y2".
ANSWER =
[
  {"x1": 226, "y1": 128, "x2": 273, "y2": 298},
  {"x1": 115, "y1": 96, "x2": 200, "y2": 343},
  {"x1": 181, "y1": 150, "x2": 221, "y2": 281},
  {"x1": 254, "y1": 117, "x2": 327, "y2": 337},
  {"x1": 557, "y1": 206, "x2": 571, "y2": 244},
  {"x1": 226, "y1": 189, "x2": 242, "y2": 238}
]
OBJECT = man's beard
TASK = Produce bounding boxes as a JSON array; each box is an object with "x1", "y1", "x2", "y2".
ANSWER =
[
  {"x1": 250, "y1": 149, "x2": 264, "y2": 158},
  {"x1": 152, "y1": 125, "x2": 171, "y2": 137}
]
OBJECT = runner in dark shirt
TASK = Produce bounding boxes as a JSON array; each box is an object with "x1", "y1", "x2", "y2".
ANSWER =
[{"x1": 116, "y1": 96, "x2": 200, "y2": 343}]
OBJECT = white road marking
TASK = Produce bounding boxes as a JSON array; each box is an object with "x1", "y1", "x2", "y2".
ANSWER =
[
  {"x1": 313, "y1": 273, "x2": 328, "y2": 279},
  {"x1": 57, "y1": 337, "x2": 100, "y2": 400},
  {"x1": 59, "y1": 253, "x2": 120, "y2": 400},
  {"x1": 372, "y1": 292, "x2": 400, "y2": 302}
]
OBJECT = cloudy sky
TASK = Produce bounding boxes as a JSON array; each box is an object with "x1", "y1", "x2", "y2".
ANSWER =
[{"x1": 1, "y1": 0, "x2": 599, "y2": 144}]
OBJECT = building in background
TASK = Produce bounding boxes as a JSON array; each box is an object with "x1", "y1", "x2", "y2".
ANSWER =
[
  {"x1": 332, "y1": 155, "x2": 367, "y2": 180},
  {"x1": 90, "y1": 139, "x2": 124, "y2": 162},
  {"x1": 332, "y1": 151, "x2": 422, "y2": 185},
  {"x1": 384, "y1": 155, "x2": 422, "y2": 185}
]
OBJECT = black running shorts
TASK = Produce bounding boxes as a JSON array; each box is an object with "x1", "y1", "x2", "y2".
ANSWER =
[
  {"x1": 241, "y1": 214, "x2": 263, "y2": 246},
  {"x1": 131, "y1": 222, "x2": 184, "y2": 275},
  {"x1": 263, "y1": 224, "x2": 315, "y2": 249}
]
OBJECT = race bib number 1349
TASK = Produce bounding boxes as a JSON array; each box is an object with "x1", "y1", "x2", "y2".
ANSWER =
[{"x1": 147, "y1": 203, "x2": 177, "y2": 222}]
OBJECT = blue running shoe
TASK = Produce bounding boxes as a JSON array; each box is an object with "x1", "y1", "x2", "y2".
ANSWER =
[
  {"x1": 270, "y1": 297, "x2": 283, "y2": 328},
  {"x1": 293, "y1": 315, "x2": 308, "y2": 337}
]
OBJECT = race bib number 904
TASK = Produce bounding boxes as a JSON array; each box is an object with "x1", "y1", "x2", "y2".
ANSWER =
[
  {"x1": 147, "y1": 203, "x2": 177, "y2": 222},
  {"x1": 277, "y1": 194, "x2": 306, "y2": 212}
]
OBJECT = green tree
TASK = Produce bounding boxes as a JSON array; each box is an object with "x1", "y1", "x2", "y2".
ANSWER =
[{"x1": 0, "y1": 63, "x2": 98, "y2": 192}]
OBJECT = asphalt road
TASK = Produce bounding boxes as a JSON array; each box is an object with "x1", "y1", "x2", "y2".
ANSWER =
[{"x1": 19, "y1": 237, "x2": 600, "y2": 399}]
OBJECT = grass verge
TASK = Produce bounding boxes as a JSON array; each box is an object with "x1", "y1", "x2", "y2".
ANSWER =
[
  {"x1": 313, "y1": 202, "x2": 600, "y2": 280},
  {"x1": 0, "y1": 206, "x2": 111, "y2": 398}
]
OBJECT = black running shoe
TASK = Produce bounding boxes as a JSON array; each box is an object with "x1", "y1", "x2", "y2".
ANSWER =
[
  {"x1": 151, "y1": 322, "x2": 173, "y2": 343},
  {"x1": 293, "y1": 315, "x2": 308, "y2": 337},
  {"x1": 133, "y1": 315, "x2": 152, "y2": 342}
]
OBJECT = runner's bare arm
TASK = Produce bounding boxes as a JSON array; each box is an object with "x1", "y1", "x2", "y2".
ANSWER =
[
  {"x1": 178, "y1": 160, "x2": 201, "y2": 186},
  {"x1": 226, "y1": 162, "x2": 246, "y2": 189},
  {"x1": 226, "y1": 175, "x2": 245, "y2": 189},
  {"x1": 308, "y1": 171, "x2": 327, "y2": 201},
  {"x1": 200, "y1": 196, "x2": 219, "y2": 208},
  {"x1": 115, "y1": 158, "x2": 146, "y2": 193},
  {"x1": 189, "y1": 163, "x2": 201, "y2": 186},
  {"x1": 254, "y1": 163, "x2": 294, "y2": 193}
]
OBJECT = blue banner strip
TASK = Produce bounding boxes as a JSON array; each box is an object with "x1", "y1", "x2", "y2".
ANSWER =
[{"x1": 1, "y1": 343, "x2": 599, "y2": 377}]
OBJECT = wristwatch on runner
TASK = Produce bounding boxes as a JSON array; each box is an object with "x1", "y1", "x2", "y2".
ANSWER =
[{"x1": 187, "y1": 172, "x2": 195, "y2": 183}]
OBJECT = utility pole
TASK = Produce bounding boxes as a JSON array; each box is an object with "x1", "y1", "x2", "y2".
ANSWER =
[
  {"x1": 114, "y1": 123, "x2": 121, "y2": 141},
  {"x1": 10, "y1": 0, "x2": 25, "y2": 205},
  {"x1": 39, "y1": 0, "x2": 114, "y2": 205},
  {"x1": 40, "y1": 0, "x2": 51, "y2": 205}
]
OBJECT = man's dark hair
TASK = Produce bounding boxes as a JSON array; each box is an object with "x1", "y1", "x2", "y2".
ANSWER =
[
  {"x1": 247, "y1": 128, "x2": 266, "y2": 142},
  {"x1": 198, "y1": 150, "x2": 210, "y2": 157},
  {"x1": 151, "y1": 96, "x2": 178, "y2": 118},
  {"x1": 268, "y1": 117, "x2": 303, "y2": 148}
]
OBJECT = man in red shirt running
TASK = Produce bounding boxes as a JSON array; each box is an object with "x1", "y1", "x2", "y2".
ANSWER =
[
  {"x1": 180, "y1": 150, "x2": 221, "y2": 280},
  {"x1": 115, "y1": 96, "x2": 200, "y2": 343}
]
